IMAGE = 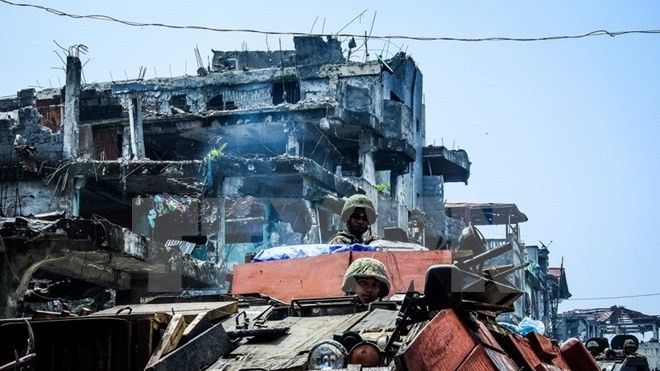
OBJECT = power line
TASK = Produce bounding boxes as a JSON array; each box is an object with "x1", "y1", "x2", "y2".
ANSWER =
[
  {"x1": 567, "y1": 292, "x2": 660, "y2": 301},
  {"x1": 2, "y1": 0, "x2": 660, "y2": 43}
]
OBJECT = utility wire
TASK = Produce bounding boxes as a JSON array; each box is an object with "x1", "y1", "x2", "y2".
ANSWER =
[
  {"x1": 2, "y1": 0, "x2": 660, "y2": 42},
  {"x1": 567, "y1": 292, "x2": 660, "y2": 301}
]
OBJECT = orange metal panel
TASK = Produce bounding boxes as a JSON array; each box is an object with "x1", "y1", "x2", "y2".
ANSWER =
[
  {"x1": 527, "y1": 331, "x2": 556, "y2": 360},
  {"x1": 559, "y1": 338, "x2": 600, "y2": 371},
  {"x1": 504, "y1": 334, "x2": 571, "y2": 371},
  {"x1": 470, "y1": 317, "x2": 505, "y2": 353},
  {"x1": 505, "y1": 334, "x2": 544, "y2": 369},
  {"x1": 351, "y1": 250, "x2": 452, "y2": 294},
  {"x1": 403, "y1": 309, "x2": 478, "y2": 371},
  {"x1": 457, "y1": 344, "x2": 517, "y2": 371},
  {"x1": 232, "y1": 250, "x2": 452, "y2": 302},
  {"x1": 231, "y1": 252, "x2": 350, "y2": 302},
  {"x1": 547, "y1": 346, "x2": 571, "y2": 369}
]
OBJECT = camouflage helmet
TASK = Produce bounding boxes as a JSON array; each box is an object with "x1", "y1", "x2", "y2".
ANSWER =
[
  {"x1": 623, "y1": 339, "x2": 637, "y2": 349},
  {"x1": 341, "y1": 194, "x2": 377, "y2": 223},
  {"x1": 586, "y1": 341, "x2": 599, "y2": 349},
  {"x1": 341, "y1": 258, "x2": 390, "y2": 297}
]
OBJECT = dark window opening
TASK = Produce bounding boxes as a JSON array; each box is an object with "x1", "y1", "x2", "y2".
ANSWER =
[
  {"x1": 170, "y1": 94, "x2": 190, "y2": 112},
  {"x1": 225, "y1": 101, "x2": 237, "y2": 110},
  {"x1": 272, "y1": 81, "x2": 300, "y2": 105},
  {"x1": 416, "y1": 119, "x2": 420, "y2": 133},
  {"x1": 390, "y1": 91, "x2": 403, "y2": 102},
  {"x1": 207, "y1": 94, "x2": 224, "y2": 110}
]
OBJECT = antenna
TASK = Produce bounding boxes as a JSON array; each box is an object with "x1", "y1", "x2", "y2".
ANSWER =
[
  {"x1": 310, "y1": 15, "x2": 319, "y2": 34},
  {"x1": 539, "y1": 240, "x2": 553, "y2": 249}
]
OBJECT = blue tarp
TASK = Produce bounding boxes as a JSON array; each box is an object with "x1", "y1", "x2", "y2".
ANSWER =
[{"x1": 251, "y1": 243, "x2": 379, "y2": 262}]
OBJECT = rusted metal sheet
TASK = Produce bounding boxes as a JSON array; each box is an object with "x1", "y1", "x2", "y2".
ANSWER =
[
  {"x1": 36, "y1": 97, "x2": 61, "y2": 133},
  {"x1": 93, "y1": 127, "x2": 120, "y2": 160},
  {"x1": 503, "y1": 334, "x2": 571, "y2": 371},
  {"x1": 457, "y1": 344, "x2": 517, "y2": 371},
  {"x1": 470, "y1": 317, "x2": 505, "y2": 353},
  {"x1": 403, "y1": 309, "x2": 478, "y2": 370},
  {"x1": 209, "y1": 312, "x2": 368, "y2": 370},
  {"x1": 79, "y1": 124, "x2": 95, "y2": 158}
]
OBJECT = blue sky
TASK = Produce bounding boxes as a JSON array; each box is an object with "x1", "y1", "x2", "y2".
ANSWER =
[{"x1": 1, "y1": 1, "x2": 659, "y2": 320}]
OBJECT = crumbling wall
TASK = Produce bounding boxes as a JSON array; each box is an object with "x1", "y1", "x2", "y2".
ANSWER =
[
  {"x1": 293, "y1": 36, "x2": 345, "y2": 66},
  {"x1": 0, "y1": 181, "x2": 65, "y2": 217},
  {"x1": 212, "y1": 50, "x2": 298, "y2": 72},
  {"x1": 422, "y1": 175, "x2": 446, "y2": 248},
  {"x1": 0, "y1": 107, "x2": 63, "y2": 166},
  {"x1": 445, "y1": 216, "x2": 465, "y2": 248},
  {"x1": 300, "y1": 79, "x2": 331, "y2": 101}
]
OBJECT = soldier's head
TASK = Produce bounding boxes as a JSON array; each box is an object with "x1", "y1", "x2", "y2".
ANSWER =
[
  {"x1": 341, "y1": 195, "x2": 377, "y2": 237},
  {"x1": 623, "y1": 339, "x2": 637, "y2": 354},
  {"x1": 342, "y1": 258, "x2": 390, "y2": 304},
  {"x1": 586, "y1": 341, "x2": 599, "y2": 356}
]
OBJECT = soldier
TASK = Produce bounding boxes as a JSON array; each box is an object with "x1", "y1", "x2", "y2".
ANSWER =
[
  {"x1": 341, "y1": 258, "x2": 391, "y2": 304},
  {"x1": 586, "y1": 341, "x2": 605, "y2": 360},
  {"x1": 328, "y1": 194, "x2": 381, "y2": 245},
  {"x1": 623, "y1": 339, "x2": 646, "y2": 359}
]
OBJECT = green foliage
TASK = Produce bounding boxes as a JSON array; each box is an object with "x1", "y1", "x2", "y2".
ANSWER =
[
  {"x1": 205, "y1": 143, "x2": 227, "y2": 161},
  {"x1": 375, "y1": 182, "x2": 391, "y2": 193}
]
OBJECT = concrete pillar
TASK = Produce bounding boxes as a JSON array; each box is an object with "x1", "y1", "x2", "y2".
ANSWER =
[
  {"x1": 127, "y1": 97, "x2": 146, "y2": 159},
  {"x1": 358, "y1": 130, "x2": 375, "y2": 184},
  {"x1": 121, "y1": 126, "x2": 132, "y2": 159},
  {"x1": 285, "y1": 121, "x2": 299, "y2": 156},
  {"x1": 63, "y1": 56, "x2": 81, "y2": 160}
]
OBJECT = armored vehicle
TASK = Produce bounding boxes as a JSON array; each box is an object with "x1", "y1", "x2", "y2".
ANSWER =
[{"x1": 1, "y1": 229, "x2": 598, "y2": 370}]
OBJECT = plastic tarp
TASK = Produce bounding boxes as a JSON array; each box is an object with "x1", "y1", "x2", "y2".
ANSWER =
[{"x1": 251, "y1": 243, "x2": 378, "y2": 262}]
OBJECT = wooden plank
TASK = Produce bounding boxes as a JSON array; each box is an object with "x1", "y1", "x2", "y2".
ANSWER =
[
  {"x1": 208, "y1": 311, "x2": 368, "y2": 370},
  {"x1": 91, "y1": 301, "x2": 238, "y2": 318},
  {"x1": 181, "y1": 312, "x2": 211, "y2": 342},
  {"x1": 349, "y1": 308, "x2": 397, "y2": 333},
  {"x1": 145, "y1": 314, "x2": 187, "y2": 369},
  {"x1": 147, "y1": 322, "x2": 233, "y2": 371}
]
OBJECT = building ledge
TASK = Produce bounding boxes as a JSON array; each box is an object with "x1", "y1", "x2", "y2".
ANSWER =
[{"x1": 422, "y1": 145, "x2": 471, "y2": 184}]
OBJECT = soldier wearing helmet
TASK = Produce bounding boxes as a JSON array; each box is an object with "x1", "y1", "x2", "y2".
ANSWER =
[
  {"x1": 341, "y1": 258, "x2": 391, "y2": 304},
  {"x1": 328, "y1": 194, "x2": 381, "y2": 245},
  {"x1": 623, "y1": 339, "x2": 645, "y2": 359},
  {"x1": 586, "y1": 340, "x2": 604, "y2": 359}
]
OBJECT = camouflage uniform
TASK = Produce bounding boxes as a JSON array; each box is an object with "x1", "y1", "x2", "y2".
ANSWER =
[
  {"x1": 623, "y1": 339, "x2": 646, "y2": 359},
  {"x1": 341, "y1": 258, "x2": 391, "y2": 298},
  {"x1": 328, "y1": 194, "x2": 380, "y2": 245},
  {"x1": 328, "y1": 231, "x2": 379, "y2": 245},
  {"x1": 586, "y1": 340, "x2": 605, "y2": 360}
]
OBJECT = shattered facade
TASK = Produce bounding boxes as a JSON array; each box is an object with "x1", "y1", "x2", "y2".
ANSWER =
[{"x1": 0, "y1": 36, "x2": 471, "y2": 317}]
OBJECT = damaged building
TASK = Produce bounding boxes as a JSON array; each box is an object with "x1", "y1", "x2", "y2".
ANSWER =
[{"x1": 0, "y1": 36, "x2": 471, "y2": 318}]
